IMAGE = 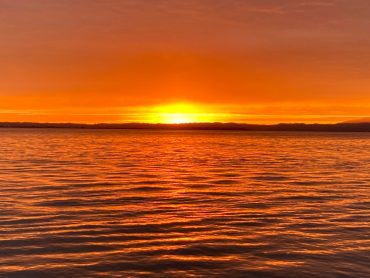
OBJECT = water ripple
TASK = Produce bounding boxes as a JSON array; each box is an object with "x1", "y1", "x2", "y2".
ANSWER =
[{"x1": 0, "y1": 129, "x2": 369, "y2": 277}]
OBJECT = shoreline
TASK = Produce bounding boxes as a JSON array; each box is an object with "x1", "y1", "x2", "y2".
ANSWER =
[{"x1": 1, "y1": 122, "x2": 370, "y2": 132}]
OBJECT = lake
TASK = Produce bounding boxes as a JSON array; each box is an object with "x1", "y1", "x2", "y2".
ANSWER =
[{"x1": 0, "y1": 129, "x2": 369, "y2": 277}]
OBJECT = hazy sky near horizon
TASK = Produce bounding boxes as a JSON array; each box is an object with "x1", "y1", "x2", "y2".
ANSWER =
[{"x1": 1, "y1": 0, "x2": 369, "y2": 123}]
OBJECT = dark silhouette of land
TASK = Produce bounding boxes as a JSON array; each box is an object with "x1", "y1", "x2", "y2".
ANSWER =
[
  {"x1": 0, "y1": 122, "x2": 370, "y2": 132},
  {"x1": 343, "y1": 117, "x2": 370, "y2": 124}
]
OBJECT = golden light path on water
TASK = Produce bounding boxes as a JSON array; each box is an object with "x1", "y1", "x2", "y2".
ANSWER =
[{"x1": 0, "y1": 129, "x2": 369, "y2": 277}]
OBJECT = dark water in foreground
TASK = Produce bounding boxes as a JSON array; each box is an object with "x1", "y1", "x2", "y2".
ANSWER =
[{"x1": 0, "y1": 129, "x2": 369, "y2": 277}]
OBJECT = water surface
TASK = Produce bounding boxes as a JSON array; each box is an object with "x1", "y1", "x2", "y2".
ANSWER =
[{"x1": 0, "y1": 129, "x2": 369, "y2": 277}]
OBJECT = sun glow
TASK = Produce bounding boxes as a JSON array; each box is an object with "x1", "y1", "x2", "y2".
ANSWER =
[
  {"x1": 147, "y1": 103, "x2": 216, "y2": 124},
  {"x1": 160, "y1": 113, "x2": 196, "y2": 124}
]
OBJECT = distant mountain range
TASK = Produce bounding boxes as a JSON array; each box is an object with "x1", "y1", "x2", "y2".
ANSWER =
[
  {"x1": 343, "y1": 118, "x2": 370, "y2": 124},
  {"x1": 1, "y1": 122, "x2": 370, "y2": 132}
]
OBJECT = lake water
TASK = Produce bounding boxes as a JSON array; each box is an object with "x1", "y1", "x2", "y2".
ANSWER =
[{"x1": 0, "y1": 129, "x2": 369, "y2": 277}]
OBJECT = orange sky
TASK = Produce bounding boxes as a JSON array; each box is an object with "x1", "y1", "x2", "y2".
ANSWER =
[{"x1": 1, "y1": 0, "x2": 369, "y2": 123}]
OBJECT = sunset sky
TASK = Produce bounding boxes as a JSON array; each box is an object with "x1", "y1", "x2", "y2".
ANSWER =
[{"x1": 1, "y1": 0, "x2": 369, "y2": 123}]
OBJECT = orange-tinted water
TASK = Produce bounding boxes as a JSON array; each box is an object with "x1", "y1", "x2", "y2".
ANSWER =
[{"x1": 0, "y1": 129, "x2": 369, "y2": 277}]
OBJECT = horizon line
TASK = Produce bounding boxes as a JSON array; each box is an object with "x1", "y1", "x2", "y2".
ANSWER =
[{"x1": 1, "y1": 121, "x2": 370, "y2": 133}]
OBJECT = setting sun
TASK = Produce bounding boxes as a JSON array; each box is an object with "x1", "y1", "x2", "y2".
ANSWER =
[
  {"x1": 147, "y1": 103, "x2": 217, "y2": 124},
  {"x1": 160, "y1": 113, "x2": 196, "y2": 124}
]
